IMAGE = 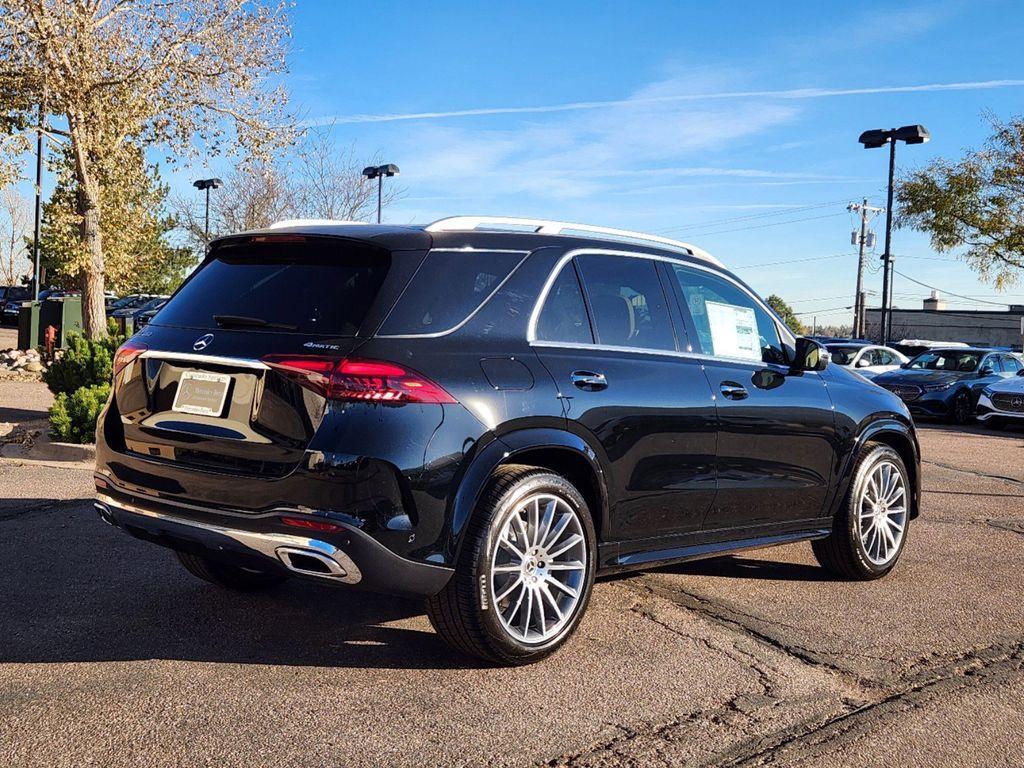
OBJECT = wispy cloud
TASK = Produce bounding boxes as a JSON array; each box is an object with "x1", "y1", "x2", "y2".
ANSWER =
[{"x1": 308, "y1": 79, "x2": 1024, "y2": 126}]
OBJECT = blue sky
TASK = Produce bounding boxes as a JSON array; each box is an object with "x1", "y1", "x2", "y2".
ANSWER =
[{"x1": 209, "y1": 1, "x2": 1023, "y2": 325}]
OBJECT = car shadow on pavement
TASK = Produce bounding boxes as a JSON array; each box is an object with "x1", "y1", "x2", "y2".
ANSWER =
[
  {"x1": 0, "y1": 500, "x2": 490, "y2": 670},
  {"x1": 651, "y1": 555, "x2": 841, "y2": 582},
  {"x1": 0, "y1": 405, "x2": 48, "y2": 423}
]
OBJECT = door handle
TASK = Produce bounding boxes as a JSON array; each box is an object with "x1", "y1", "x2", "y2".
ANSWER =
[
  {"x1": 719, "y1": 381, "x2": 748, "y2": 400},
  {"x1": 571, "y1": 371, "x2": 608, "y2": 391}
]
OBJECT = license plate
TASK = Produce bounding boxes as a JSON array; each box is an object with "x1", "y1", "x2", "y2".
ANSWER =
[{"x1": 172, "y1": 371, "x2": 231, "y2": 416}]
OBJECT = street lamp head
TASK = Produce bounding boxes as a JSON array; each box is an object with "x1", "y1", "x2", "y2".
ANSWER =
[
  {"x1": 363, "y1": 163, "x2": 399, "y2": 179},
  {"x1": 859, "y1": 125, "x2": 930, "y2": 149},
  {"x1": 858, "y1": 129, "x2": 891, "y2": 149},
  {"x1": 193, "y1": 178, "x2": 223, "y2": 190},
  {"x1": 893, "y1": 124, "x2": 930, "y2": 145}
]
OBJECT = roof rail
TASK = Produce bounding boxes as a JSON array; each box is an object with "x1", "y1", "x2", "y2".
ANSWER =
[
  {"x1": 267, "y1": 219, "x2": 368, "y2": 230},
  {"x1": 425, "y1": 215, "x2": 721, "y2": 266}
]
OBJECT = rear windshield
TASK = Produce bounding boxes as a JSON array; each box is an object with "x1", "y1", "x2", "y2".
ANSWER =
[
  {"x1": 154, "y1": 237, "x2": 390, "y2": 335},
  {"x1": 377, "y1": 249, "x2": 525, "y2": 336}
]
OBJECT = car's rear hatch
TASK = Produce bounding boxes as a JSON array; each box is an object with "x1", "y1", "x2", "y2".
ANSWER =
[{"x1": 109, "y1": 234, "x2": 417, "y2": 478}]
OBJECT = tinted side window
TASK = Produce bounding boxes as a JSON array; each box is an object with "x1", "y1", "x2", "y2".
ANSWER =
[
  {"x1": 672, "y1": 265, "x2": 786, "y2": 364},
  {"x1": 536, "y1": 263, "x2": 594, "y2": 344},
  {"x1": 1003, "y1": 355, "x2": 1022, "y2": 373},
  {"x1": 379, "y1": 250, "x2": 525, "y2": 335},
  {"x1": 575, "y1": 254, "x2": 676, "y2": 351}
]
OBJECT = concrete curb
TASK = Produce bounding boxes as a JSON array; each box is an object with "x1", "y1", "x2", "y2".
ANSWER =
[{"x1": 0, "y1": 433, "x2": 96, "y2": 464}]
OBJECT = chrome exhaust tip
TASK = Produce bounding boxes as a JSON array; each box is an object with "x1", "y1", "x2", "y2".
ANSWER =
[
  {"x1": 94, "y1": 502, "x2": 116, "y2": 527},
  {"x1": 276, "y1": 547, "x2": 348, "y2": 579}
]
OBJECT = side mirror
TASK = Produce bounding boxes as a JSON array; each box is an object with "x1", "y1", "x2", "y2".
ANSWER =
[
  {"x1": 792, "y1": 337, "x2": 829, "y2": 373},
  {"x1": 1017, "y1": 368, "x2": 1024, "y2": 376},
  {"x1": 979, "y1": 366, "x2": 994, "y2": 376},
  {"x1": 856, "y1": 357, "x2": 871, "y2": 368}
]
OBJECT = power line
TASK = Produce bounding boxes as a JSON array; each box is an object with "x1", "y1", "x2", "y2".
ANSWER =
[
  {"x1": 788, "y1": 294, "x2": 854, "y2": 304},
  {"x1": 794, "y1": 305, "x2": 853, "y2": 316},
  {"x1": 656, "y1": 198, "x2": 853, "y2": 235},
  {"x1": 680, "y1": 211, "x2": 849, "y2": 238},
  {"x1": 732, "y1": 252, "x2": 851, "y2": 270},
  {"x1": 892, "y1": 269, "x2": 1012, "y2": 307}
]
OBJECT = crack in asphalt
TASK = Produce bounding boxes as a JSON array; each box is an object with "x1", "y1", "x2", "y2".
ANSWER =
[
  {"x1": 988, "y1": 519, "x2": 1024, "y2": 537},
  {"x1": 538, "y1": 631, "x2": 1024, "y2": 768},
  {"x1": 549, "y1": 573, "x2": 1024, "y2": 768},
  {"x1": 627, "y1": 599, "x2": 781, "y2": 703},
  {"x1": 722, "y1": 640, "x2": 1024, "y2": 767},
  {"x1": 625, "y1": 579, "x2": 884, "y2": 692},
  {"x1": 922, "y1": 459, "x2": 1024, "y2": 486}
]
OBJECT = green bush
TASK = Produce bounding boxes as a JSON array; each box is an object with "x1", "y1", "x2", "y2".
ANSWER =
[
  {"x1": 42, "y1": 323, "x2": 125, "y2": 396},
  {"x1": 49, "y1": 383, "x2": 112, "y2": 444}
]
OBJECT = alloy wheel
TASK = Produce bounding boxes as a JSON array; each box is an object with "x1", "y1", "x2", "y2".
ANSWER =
[
  {"x1": 858, "y1": 460, "x2": 907, "y2": 566},
  {"x1": 489, "y1": 493, "x2": 588, "y2": 644}
]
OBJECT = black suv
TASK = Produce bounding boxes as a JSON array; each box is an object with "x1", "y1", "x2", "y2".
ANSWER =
[{"x1": 95, "y1": 217, "x2": 921, "y2": 664}]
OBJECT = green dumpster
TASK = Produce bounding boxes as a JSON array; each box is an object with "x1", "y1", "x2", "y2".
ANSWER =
[
  {"x1": 19, "y1": 296, "x2": 85, "y2": 350},
  {"x1": 16, "y1": 301, "x2": 39, "y2": 350}
]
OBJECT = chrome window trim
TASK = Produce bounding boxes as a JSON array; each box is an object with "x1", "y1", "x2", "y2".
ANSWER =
[
  {"x1": 528, "y1": 338, "x2": 812, "y2": 372},
  {"x1": 526, "y1": 247, "x2": 796, "y2": 354},
  {"x1": 374, "y1": 248, "x2": 533, "y2": 339}
]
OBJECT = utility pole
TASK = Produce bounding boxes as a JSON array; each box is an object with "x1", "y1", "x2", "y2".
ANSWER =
[{"x1": 847, "y1": 199, "x2": 882, "y2": 338}]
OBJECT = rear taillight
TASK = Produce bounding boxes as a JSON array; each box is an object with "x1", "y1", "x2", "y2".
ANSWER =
[
  {"x1": 261, "y1": 356, "x2": 456, "y2": 404},
  {"x1": 113, "y1": 340, "x2": 148, "y2": 378}
]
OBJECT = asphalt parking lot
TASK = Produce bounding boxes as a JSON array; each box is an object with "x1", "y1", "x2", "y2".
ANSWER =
[{"x1": 1, "y1": 376, "x2": 1022, "y2": 767}]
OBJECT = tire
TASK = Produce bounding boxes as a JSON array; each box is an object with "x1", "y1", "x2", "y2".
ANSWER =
[
  {"x1": 175, "y1": 550, "x2": 288, "y2": 591},
  {"x1": 426, "y1": 465, "x2": 597, "y2": 665},
  {"x1": 949, "y1": 389, "x2": 974, "y2": 425},
  {"x1": 812, "y1": 444, "x2": 910, "y2": 580}
]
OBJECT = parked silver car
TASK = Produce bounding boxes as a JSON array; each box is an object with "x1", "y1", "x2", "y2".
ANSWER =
[{"x1": 976, "y1": 365, "x2": 1024, "y2": 427}]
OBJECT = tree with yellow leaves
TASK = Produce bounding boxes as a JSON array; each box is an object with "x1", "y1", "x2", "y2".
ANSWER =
[{"x1": 0, "y1": 0, "x2": 296, "y2": 337}]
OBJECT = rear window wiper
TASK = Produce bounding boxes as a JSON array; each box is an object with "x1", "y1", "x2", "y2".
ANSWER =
[{"x1": 213, "y1": 314, "x2": 298, "y2": 331}]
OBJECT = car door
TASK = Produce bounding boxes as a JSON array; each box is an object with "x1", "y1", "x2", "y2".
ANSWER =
[
  {"x1": 530, "y1": 251, "x2": 717, "y2": 543},
  {"x1": 861, "y1": 346, "x2": 898, "y2": 376},
  {"x1": 971, "y1": 353, "x2": 1009, "y2": 397},
  {"x1": 1001, "y1": 355, "x2": 1023, "y2": 377},
  {"x1": 852, "y1": 347, "x2": 879, "y2": 376},
  {"x1": 874, "y1": 347, "x2": 904, "y2": 375},
  {"x1": 665, "y1": 262, "x2": 836, "y2": 530}
]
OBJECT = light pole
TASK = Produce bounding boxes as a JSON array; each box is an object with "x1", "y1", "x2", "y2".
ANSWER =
[
  {"x1": 858, "y1": 125, "x2": 930, "y2": 344},
  {"x1": 192, "y1": 178, "x2": 223, "y2": 245},
  {"x1": 361, "y1": 163, "x2": 400, "y2": 223},
  {"x1": 31, "y1": 100, "x2": 45, "y2": 301}
]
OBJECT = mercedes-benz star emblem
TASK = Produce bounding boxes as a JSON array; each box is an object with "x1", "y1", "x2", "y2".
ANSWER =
[
  {"x1": 1013, "y1": 397, "x2": 1023, "y2": 408},
  {"x1": 193, "y1": 333, "x2": 214, "y2": 351}
]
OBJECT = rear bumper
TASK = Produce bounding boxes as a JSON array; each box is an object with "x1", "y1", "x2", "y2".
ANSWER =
[{"x1": 95, "y1": 487, "x2": 453, "y2": 597}]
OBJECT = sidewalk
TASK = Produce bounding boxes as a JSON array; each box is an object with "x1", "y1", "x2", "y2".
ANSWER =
[{"x1": 0, "y1": 376, "x2": 96, "y2": 471}]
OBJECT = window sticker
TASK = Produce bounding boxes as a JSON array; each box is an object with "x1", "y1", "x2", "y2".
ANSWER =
[{"x1": 705, "y1": 300, "x2": 760, "y2": 360}]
